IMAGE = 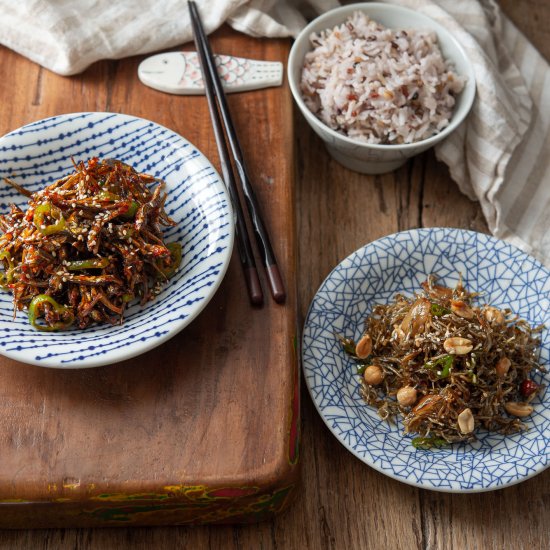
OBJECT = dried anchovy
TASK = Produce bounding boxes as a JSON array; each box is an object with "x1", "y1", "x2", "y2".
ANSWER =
[
  {"x1": 340, "y1": 275, "x2": 546, "y2": 446},
  {"x1": 0, "y1": 158, "x2": 179, "y2": 329}
]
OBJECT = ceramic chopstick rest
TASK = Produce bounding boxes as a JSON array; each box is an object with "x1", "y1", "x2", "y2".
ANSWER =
[{"x1": 138, "y1": 51, "x2": 283, "y2": 95}]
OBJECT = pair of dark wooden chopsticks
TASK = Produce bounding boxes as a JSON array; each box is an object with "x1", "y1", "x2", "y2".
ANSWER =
[{"x1": 188, "y1": 1, "x2": 285, "y2": 306}]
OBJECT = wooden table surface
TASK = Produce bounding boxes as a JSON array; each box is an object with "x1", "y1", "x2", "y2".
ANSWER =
[{"x1": 1, "y1": 1, "x2": 548, "y2": 548}]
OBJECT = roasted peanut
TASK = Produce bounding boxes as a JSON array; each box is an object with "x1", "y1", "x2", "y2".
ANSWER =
[
  {"x1": 504, "y1": 402, "x2": 534, "y2": 417},
  {"x1": 484, "y1": 306, "x2": 505, "y2": 324},
  {"x1": 363, "y1": 364, "x2": 385, "y2": 386},
  {"x1": 495, "y1": 357, "x2": 511, "y2": 377},
  {"x1": 355, "y1": 334, "x2": 372, "y2": 359},
  {"x1": 450, "y1": 300, "x2": 475, "y2": 319},
  {"x1": 397, "y1": 386, "x2": 417, "y2": 407},
  {"x1": 443, "y1": 337, "x2": 473, "y2": 355},
  {"x1": 457, "y1": 408, "x2": 475, "y2": 434}
]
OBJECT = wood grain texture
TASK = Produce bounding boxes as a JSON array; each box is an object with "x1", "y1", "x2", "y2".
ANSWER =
[
  {"x1": 0, "y1": 0, "x2": 549, "y2": 548},
  {"x1": 0, "y1": 29, "x2": 299, "y2": 528}
]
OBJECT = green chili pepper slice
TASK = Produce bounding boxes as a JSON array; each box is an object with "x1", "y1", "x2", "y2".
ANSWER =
[
  {"x1": 66, "y1": 258, "x2": 110, "y2": 271},
  {"x1": 412, "y1": 436, "x2": 447, "y2": 450},
  {"x1": 28, "y1": 294, "x2": 74, "y2": 331},
  {"x1": 425, "y1": 354, "x2": 454, "y2": 379},
  {"x1": 96, "y1": 191, "x2": 119, "y2": 201},
  {"x1": 157, "y1": 242, "x2": 182, "y2": 279},
  {"x1": 121, "y1": 200, "x2": 139, "y2": 219},
  {"x1": 336, "y1": 334, "x2": 372, "y2": 369},
  {"x1": 430, "y1": 303, "x2": 451, "y2": 316},
  {"x1": 95, "y1": 189, "x2": 138, "y2": 220},
  {"x1": 338, "y1": 335, "x2": 357, "y2": 356},
  {"x1": 356, "y1": 364, "x2": 367, "y2": 375},
  {"x1": 33, "y1": 203, "x2": 66, "y2": 235}
]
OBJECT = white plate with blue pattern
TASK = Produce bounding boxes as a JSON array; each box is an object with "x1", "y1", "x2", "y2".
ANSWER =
[
  {"x1": 0, "y1": 112, "x2": 234, "y2": 368},
  {"x1": 302, "y1": 228, "x2": 550, "y2": 492}
]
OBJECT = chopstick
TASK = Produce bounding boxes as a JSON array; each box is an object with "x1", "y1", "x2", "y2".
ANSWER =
[
  {"x1": 187, "y1": 2, "x2": 262, "y2": 306},
  {"x1": 188, "y1": 0, "x2": 286, "y2": 304}
]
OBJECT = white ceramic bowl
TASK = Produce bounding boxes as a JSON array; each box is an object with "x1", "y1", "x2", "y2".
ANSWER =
[
  {"x1": 0, "y1": 112, "x2": 234, "y2": 368},
  {"x1": 288, "y1": 3, "x2": 476, "y2": 174}
]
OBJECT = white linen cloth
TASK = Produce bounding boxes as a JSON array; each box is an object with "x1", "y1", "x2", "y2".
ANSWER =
[{"x1": 0, "y1": 0, "x2": 549, "y2": 267}]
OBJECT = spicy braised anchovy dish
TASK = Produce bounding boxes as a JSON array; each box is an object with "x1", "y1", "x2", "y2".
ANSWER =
[
  {"x1": 0, "y1": 158, "x2": 181, "y2": 331},
  {"x1": 339, "y1": 275, "x2": 545, "y2": 448}
]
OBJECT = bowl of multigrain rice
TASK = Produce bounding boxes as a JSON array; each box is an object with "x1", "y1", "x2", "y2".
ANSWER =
[{"x1": 288, "y1": 3, "x2": 476, "y2": 174}]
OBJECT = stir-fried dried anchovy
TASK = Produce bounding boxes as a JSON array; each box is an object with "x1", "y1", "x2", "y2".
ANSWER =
[
  {"x1": 340, "y1": 275, "x2": 546, "y2": 447},
  {"x1": 0, "y1": 157, "x2": 181, "y2": 330}
]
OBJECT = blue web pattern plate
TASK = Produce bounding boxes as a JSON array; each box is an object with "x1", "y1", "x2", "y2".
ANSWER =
[
  {"x1": 0, "y1": 112, "x2": 234, "y2": 368},
  {"x1": 302, "y1": 228, "x2": 549, "y2": 492}
]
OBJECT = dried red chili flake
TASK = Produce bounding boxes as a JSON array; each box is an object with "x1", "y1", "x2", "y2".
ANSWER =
[
  {"x1": 520, "y1": 379, "x2": 539, "y2": 398},
  {"x1": 347, "y1": 93, "x2": 358, "y2": 101}
]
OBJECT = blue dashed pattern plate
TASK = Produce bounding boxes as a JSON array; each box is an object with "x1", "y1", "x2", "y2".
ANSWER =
[
  {"x1": 302, "y1": 228, "x2": 550, "y2": 492},
  {"x1": 0, "y1": 112, "x2": 234, "y2": 368}
]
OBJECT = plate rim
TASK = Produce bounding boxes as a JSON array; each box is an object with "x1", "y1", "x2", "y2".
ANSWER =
[{"x1": 0, "y1": 111, "x2": 234, "y2": 369}]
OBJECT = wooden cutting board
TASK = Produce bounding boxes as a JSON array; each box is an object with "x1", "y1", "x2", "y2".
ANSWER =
[{"x1": 0, "y1": 29, "x2": 299, "y2": 527}]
